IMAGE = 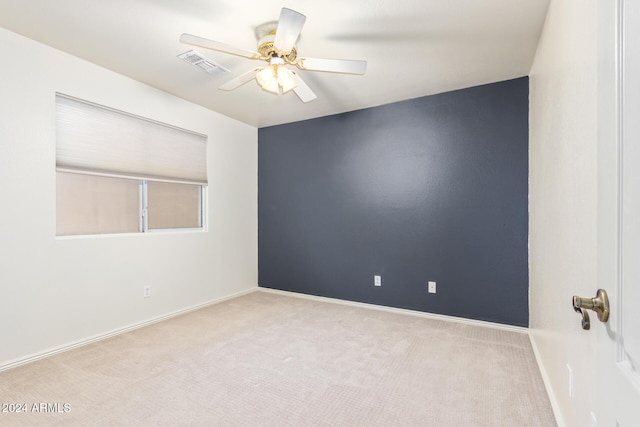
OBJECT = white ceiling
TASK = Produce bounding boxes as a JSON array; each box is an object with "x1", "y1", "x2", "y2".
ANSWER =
[{"x1": 0, "y1": 0, "x2": 549, "y2": 128}]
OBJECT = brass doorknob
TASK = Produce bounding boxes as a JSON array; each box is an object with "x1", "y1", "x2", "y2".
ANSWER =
[{"x1": 572, "y1": 289, "x2": 610, "y2": 330}]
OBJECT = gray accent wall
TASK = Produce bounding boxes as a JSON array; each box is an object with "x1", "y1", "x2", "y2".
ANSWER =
[{"x1": 258, "y1": 77, "x2": 529, "y2": 326}]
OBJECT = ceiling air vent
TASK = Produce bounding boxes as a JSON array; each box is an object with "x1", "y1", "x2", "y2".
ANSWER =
[{"x1": 177, "y1": 50, "x2": 230, "y2": 77}]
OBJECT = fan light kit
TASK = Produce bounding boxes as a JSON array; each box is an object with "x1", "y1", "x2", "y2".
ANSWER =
[
  {"x1": 179, "y1": 7, "x2": 367, "y2": 103},
  {"x1": 256, "y1": 57, "x2": 297, "y2": 94}
]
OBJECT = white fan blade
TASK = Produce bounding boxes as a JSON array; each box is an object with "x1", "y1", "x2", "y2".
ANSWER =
[
  {"x1": 273, "y1": 8, "x2": 306, "y2": 54},
  {"x1": 292, "y1": 73, "x2": 317, "y2": 103},
  {"x1": 180, "y1": 33, "x2": 260, "y2": 60},
  {"x1": 219, "y1": 68, "x2": 261, "y2": 91},
  {"x1": 298, "y1": 57, "x2": 367, "y2": 75}
]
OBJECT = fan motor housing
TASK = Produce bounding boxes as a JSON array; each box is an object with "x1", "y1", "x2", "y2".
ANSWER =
[{"x1": 255, "y1": 22, "x2": 298, "y2": 63}]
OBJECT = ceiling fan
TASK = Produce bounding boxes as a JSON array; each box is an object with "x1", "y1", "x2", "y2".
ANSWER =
[{"x1": 179, "y1": 7, "x2": 367, "y2": 103}]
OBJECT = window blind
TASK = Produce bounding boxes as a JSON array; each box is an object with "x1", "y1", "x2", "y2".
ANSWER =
[{"x1": 56, "y1": 94, "x2": 207, "y2": 184}]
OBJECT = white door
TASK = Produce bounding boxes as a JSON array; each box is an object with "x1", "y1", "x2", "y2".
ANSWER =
[{"x1": 596, "y1": 0, "x2": 640, "y2": 425}]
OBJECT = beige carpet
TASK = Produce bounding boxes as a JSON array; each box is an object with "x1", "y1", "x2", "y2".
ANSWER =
[{"x1": 0, "y1": 291, "x2": 556, "y2": 426}]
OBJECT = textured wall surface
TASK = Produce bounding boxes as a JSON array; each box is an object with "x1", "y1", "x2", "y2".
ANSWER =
[
  {"x1": 529, "y1": 0, "x2": 598, "y2": 424},
  {"x1": 0, "y1": 27, "x2": 257, "y2": 368},
  {"x1": 259, "y1": 78, "x2": 528, "y2": 326}
]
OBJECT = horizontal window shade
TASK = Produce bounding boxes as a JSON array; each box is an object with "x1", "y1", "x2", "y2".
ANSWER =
[{"x1": 56, "y1": 94, "x2": 207, "y2": 184}]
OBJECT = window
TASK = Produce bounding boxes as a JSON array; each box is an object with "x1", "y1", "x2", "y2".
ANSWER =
[
  {"x1": 55, "y1": 94, "x2": 207, "y2": 236},
  {"x1": 146, "y1": 181, "x2": 202, "y2": 230}
]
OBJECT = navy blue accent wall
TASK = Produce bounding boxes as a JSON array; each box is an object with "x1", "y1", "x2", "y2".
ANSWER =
[{"x1": 258, "y1": 78, "x2": 529, "y2": 326}]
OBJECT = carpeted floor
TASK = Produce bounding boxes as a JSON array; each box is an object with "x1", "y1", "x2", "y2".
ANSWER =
[{"x1": 0, "y1": 290, "x2": 556, "y2": 426}]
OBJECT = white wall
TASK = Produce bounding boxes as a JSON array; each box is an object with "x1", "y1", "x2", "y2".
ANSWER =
[
  {"x1": 529, "y1": 0, "x2": 598, "y2": 425},
  {"x1": 0, "y1": 27, "x2": 258, "y2": 368}
]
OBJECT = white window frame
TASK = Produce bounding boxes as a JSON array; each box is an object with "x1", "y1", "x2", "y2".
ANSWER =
[{"x1": 140, "y1": 180, "x2": 206, "y2": 233}]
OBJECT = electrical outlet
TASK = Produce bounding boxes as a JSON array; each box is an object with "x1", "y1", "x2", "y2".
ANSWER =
[
  {"x1": 374, "y1": 275, "x2": 382, "y2": 287},
  {"x1": 428, "y1": 281, "x2": 436, "y2": 293},
  {"x1": 143, "y1": 285, "x2": 151, "y2": 298},
  {"x1": 590, "y1": 411, "x2": 597, "y2": 427}
]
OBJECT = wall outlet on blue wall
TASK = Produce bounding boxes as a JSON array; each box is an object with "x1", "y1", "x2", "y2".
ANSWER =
[
  {"x1": 428, "y1": 281, "x2": 436, "y2": 293},
  {"x1": 374, "y1": 275, "x2": 382, "y2": 287}
]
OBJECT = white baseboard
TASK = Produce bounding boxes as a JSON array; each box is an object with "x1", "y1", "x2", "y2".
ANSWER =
[
  {"x1": 257, "y1": 287, "x2": 528, "y2": 334},
  {"x1": 0, "y1": 286, "x2": 259, "y2": 373},
  {"x1": 528, "y1": 331, "x2": 565, "y2": 427}
]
